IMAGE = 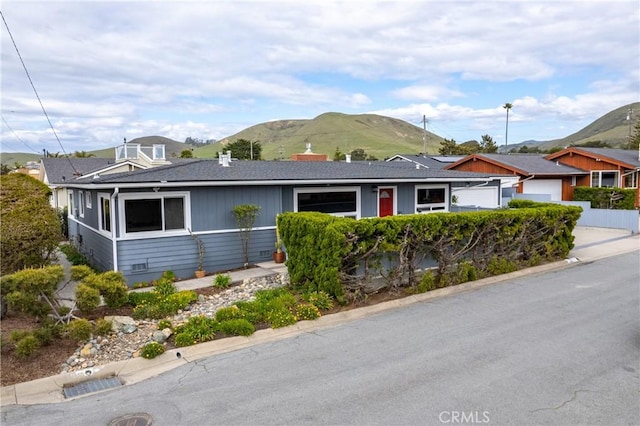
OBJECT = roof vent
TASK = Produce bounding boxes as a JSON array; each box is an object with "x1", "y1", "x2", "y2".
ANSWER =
[
  {"x1": 345, "y1": 154, "x2": 351, "y2": 163},
  {"x1": 221, "y1": 153, "x2": 230, "y2": 167},
  {"x1": 416, "y1": 163, "x2": 420, "y2": 169},
  {"x1": 305, "y1": 143, "x2": 312, "y2": 153},
  {"x1": 218, "y1": 153, "x2": 223, "y2": 164}
]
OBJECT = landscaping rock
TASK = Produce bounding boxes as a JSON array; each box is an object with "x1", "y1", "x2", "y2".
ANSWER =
[{"x1": 104, "y1": 315, "x2": 138, "y2": 334}]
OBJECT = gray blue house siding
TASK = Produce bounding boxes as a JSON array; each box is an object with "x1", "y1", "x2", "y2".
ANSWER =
[{"x1": 63, "y1": 158, "x2": 502, "y2": 286}]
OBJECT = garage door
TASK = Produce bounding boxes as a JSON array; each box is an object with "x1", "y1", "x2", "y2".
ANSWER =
[
  {"x1": 523, "y1": 179, "x2": 562, "y2": 201},
  {"x1": 452, "y1": 187, "x2": 499, "y2": 208}
]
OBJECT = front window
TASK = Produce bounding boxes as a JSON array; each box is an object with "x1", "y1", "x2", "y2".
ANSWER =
[
  {"x1": 294, "y1": 187, "x2": 360, "y2": 218},
  {"x1": 69, "y1": 192, "x2": 75, "y2": 217},
  {"x1": 591, "y1": 171, "x2": 619, "y2": 188},
  {"x1": 415, "y1": 185, "x2": 448, "y2": 213},
  {"x1": 120, "y1": 192, "x2": 189, "y2": 236}
]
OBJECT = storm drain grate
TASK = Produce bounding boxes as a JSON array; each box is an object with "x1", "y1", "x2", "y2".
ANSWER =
[{"x1": 63, "y1": 376, "x2": 122, "y2": 398}]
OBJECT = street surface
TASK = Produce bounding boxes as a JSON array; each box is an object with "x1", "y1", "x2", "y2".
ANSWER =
[{"x1": 2, "y1": 252, "x2": 639, "y2": 425}]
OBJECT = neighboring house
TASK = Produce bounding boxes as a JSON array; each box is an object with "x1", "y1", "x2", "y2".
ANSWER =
[
  {"x1": 39, "y1": 143, "x2": 175, "y2": 209},
  {"x1": 444, "y1": 153, "x2": 588, "y2": 202},
  {"x1": 387, "y1": 154, "x2": 517, "y2": 208},
  {"x1": 61, "y1": 152, "x2": 504, "y2": 285},
  {"x1": 545, "y1": 147, "x2": 640, "y2": 207}
]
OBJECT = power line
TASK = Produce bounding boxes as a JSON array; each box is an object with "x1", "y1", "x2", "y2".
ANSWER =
[
  {"x1": 0, "y1": 10, "x2": 78, "y2": 174},
  {"x1": 1, "y1": 116, "x2": 41, "y2": 154}
]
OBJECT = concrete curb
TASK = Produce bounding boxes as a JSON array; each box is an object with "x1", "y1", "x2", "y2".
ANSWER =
[{"x1": 2, "y1": 230, "x2": 638, "y2": 407}]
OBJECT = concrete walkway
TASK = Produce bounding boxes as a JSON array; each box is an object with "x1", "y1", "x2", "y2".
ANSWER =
[{"x1": 2, "y1": 226, "x2": 638, "y2": 406}]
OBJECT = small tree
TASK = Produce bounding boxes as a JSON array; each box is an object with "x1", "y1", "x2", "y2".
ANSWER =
[
  {"x1": 0, "y1": 174, "x2": 62, "y2": 274},
  {"x1": 232, "y1": 204, "x2": 261, "y2": 267}
]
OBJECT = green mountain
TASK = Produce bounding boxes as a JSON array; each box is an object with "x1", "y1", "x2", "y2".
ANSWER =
[
  {"x1": 194, "y1": 112, "x2": 443, "y2": 160},
  {"x1": 537, "y1": 102, "x2": 639, "y2": 150},
  {"x1": 3, "y1": 105, "x2": 637, "y2": 166}
]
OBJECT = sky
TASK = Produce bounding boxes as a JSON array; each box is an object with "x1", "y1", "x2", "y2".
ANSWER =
[{"x1": 1, "y1": 1, "x2": 639, "y2": 155}]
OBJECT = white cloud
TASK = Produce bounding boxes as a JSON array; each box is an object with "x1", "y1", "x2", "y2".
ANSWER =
[{"x1": 1, "y1": 1, "x2": 638, "y2": 152}]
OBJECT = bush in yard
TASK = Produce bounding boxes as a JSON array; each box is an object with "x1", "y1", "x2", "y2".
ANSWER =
[
  {"x1": 140, "y1": 342, "x2": 165, "y2": 359},
  {"x1": 295, "y1": 303, "x2": 320, "y2": 321},
  {"x1": 174, "y1": 315, "x2": 217, "y2": 344},
  {"x1": 174, "y1": 332, "x2": 196, "y2": 347},
  {"x1": 131, "y1": 290, "x2": 197, "y2": 320},
  {"x1": 266, "y1": 309, "x2": 297, "y2": 328},
  {"x1": 82, "y1": 271, "x2": 129, "y2": 309},
  {"x1": 15, "y1": 335, "x2": 40, "y2": 358},
  {"x1": 0, "y1": 265, "x2": 64, "y2": 318},
  {"x1": 213, "y1": 274, "x2": 232, "y2": 289},
  {"x1": 216, "y1": 319, "x2": 255, "y2": 336},
  {"x1": 157, "y1": 319, "x2": 172, "y2": 330},
  {"x1": 214, "y1": 306, "x2": 244, "y2": 322},
  {"x1": 67, "y1": 319, "x2": 92, "y2": 341},
  {"x1": 75, "y1": 283, "x2": 101, "y2": 314},
  {"x1": 70, "y1": 265, "x2": 94, "y2": 281},
  {"x1": 303, "y1": 291, "x2": 334, "y2": 311},
  {"x1": 94, "y1": 319, "x2": 113, "y2": 336},
  {"x1": 0, "y1": 173, "x2": 61, "y2": 275},
  {"x1": 59, "y1": 243, "x2": 90, "y2": 266}
]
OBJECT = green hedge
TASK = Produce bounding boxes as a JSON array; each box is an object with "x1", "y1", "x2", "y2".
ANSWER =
[
  {"x1": 572, "y1": 187, "x2": 637, "y2": 210},
  {"x1": 278, "y1": 203, "x2": 582, "y2": 303}
]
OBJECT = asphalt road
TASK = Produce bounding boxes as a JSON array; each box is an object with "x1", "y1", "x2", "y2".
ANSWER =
[{"x1": 2, "y1": 252, "x2": 639, "y2": 426}]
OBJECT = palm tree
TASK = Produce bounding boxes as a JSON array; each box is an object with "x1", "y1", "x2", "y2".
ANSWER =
[{"x1": 503, "y1": 103, "x2": 513, "y2": 146}]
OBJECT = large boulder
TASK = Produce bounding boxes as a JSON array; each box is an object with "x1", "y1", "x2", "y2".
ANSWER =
[{"x1": 104, "y1": 315, "x2": 137, "y2": 334}]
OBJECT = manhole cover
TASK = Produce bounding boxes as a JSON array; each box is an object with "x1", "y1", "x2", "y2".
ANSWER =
[{"x1": 108, "y1": 413, "x2": 153, "y2": 426}]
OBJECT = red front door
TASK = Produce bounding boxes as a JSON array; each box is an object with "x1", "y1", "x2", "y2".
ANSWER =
[{"x1": 379, "y1": 188, "x2": 394, "y2": 217}]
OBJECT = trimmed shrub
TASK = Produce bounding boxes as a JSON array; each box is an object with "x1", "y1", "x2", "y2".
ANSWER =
[
  {"x1": 70, "y1": 265, "x2": 94, "y2": 281},
  {"x1": 216, "y1": 319, "x2": 255, "y2": 336},
  {"x1": 15, "y1": 335, "x2": 40, "y2": 358},
  {"x1": 94, "y1": 319, "x2": 113, "y2": 336},
  {"x1": 140, "y1": 342, "x2": 165, "y2": 359},
  {"x1": 174, "y1": 315, "x2": 217, "y2": 344},
  {"x1": 0, "y1": 266, "x2": 64, "y2": 318},
  {"x1": 573, "y1": 187, "x2": 637, "y2": 210},
  {"x1": 75, "y1": 283, "x2": 101, "y2": 314},
  {"x1": 67, "y1": 319, "x2": 92, "y2": 341}
]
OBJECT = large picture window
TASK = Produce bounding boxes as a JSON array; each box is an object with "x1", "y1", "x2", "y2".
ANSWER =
[
  {"x1": 591, "y1": 170, "x2": 619, "y2": 188},
  {"x1": 120, "y1": 192, "x2": 189, "y2": 237},
  {"x1": 294, "y1": 187, "x2": 360, "y2": 218},
  {"x1": 415, "y1": 185, "x2": 448, "y2": 213}
]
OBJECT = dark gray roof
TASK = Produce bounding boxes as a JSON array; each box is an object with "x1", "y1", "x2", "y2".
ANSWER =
[
  {"x1": 387, "y1": 154, "x2": 464, "y2": 169},
  {"x1": 69, "y1": 159, "x2": 503, "y2": 186},
  {"x1": 476, "y1": 154, "x2": 588, "y2": 175},
  {"x1": 41, "y1": 158, "x2": 114, "y2": 183},
  {"x1": 564, "y1": 148, "x2": 640, "y2": 167}
]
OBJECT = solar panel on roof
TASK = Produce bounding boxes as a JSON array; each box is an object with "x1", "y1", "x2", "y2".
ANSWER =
[{"x1": 431, "y1": 156, "x2": 464, "y2": 163}]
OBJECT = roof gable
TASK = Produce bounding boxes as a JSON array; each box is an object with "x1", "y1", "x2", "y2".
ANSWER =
[
  {"x1": 446, "y1": 154, "x2": 587, "y2": 176},
  {"x1": 546, "y1": 147, "x2": 640, "y2": 169}
]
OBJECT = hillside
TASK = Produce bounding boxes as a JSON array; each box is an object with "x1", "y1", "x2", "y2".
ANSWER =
[
  {"x1": 3, "y1": 105, "x2": 637, "y2": 166},
  {"x1": 537, "y1": 102, "x2": 639, "y2": 150},
  {"x1": 194, "y1": 112, "x2": 443, "y2": 160}
]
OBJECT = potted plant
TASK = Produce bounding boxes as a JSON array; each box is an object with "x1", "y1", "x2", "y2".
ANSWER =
[
  {"x1": 188, "y1": 228, "x2": 206, "y2": 278},
  {"x1": 273, "y1": 217, "x2": 285, "y2": 263}
]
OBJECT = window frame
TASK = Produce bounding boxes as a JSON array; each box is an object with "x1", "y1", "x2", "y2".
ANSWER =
[
  {"x1": 415, "y1": 184, "x2": 449, "y2": 213},
  {"x1": 590, "y1": 170, "x2": 620, "y2": 188},
  {"x1": 68, "y1": 191, "x2": 75, "y2": 217},
  {"x1": 98, "y1": 193, "x2": 112, "y2": 236},
  {"x1": 118, "y1": 191, "x2": 191, "y2": 239},
  {"x1": 623, "y1": 170, "x2": 638, "y2": 189},
  {"x1": 293, "y1": 186, "x2": 361, "y2": 219},
  {"x1": 78, "y1": 191, "x2": 85, "y2": 218},
  {"x1": 86, "y1": 191, "x2": 92, "y2": 209}
]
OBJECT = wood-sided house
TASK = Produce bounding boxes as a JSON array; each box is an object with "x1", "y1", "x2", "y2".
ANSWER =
[
  {"x1": 61, "y1": 149, "x2": 504, "y2": 285},
  {"x1": 544, "y1": 147, "x2": 640, "y2": 207},
  {"x1": 444, "y1": 153, "x2": 589, "y2": 202}
]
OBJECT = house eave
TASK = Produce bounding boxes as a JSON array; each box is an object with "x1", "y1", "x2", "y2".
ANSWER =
[{"x1": 62, "y1": 176, "x2": 497, "y2": 190}]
